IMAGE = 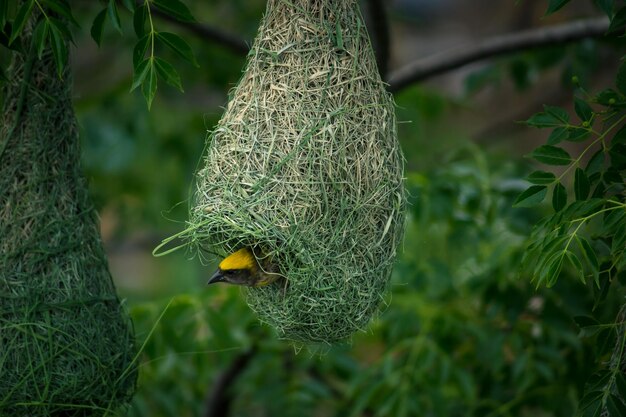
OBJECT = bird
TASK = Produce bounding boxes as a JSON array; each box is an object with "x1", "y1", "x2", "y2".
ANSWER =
[{"x1": 207, "y1": 247, "x2": 281, "y2": 287}]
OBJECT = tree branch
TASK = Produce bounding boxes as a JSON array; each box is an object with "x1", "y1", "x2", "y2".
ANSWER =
[
  {"x1": 366, "y1": 0, "x2": 390, "y2": 80},
  {"x1": 152, "y1": 8, "x2": 249, "y2": 55},
  {"x1": 153, "y1": 9, "x2": 611, "y2": 94},
  {"x1": 386, "y1": 16, "x2": 610, "y2": 93},
  {"x1": 202, "y1": 346, "x2": 257, "y2": 417}
]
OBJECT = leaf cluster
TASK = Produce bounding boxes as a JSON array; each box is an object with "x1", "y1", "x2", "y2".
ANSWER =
[
  {"x1": 91, "y1": 0, "x2": 199, "y2": 108},
  {"x1": 517, "y1": 81, "x2": 626, "y2": 288},
  {"x1": 0, "y1": 0, "x2": 198, "y2": 108},
  {"x1": 127, "y1": 152, "x2": 621, "y2": 417},
  {"x1": 514, "y1": 2, "x2": 626, "y2": 415},
  {"x1": 0, "y1": 0, "x2": 77, "y2": 77}
]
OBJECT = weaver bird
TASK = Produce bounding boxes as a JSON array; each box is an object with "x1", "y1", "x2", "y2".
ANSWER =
[{"x1": 208, "y1": 247, "x2": 280, "y2": 287}]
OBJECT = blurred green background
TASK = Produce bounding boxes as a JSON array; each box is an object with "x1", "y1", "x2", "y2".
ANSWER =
[{"x1": 37, "y1": 0, "x2": 624, "y2": 416}]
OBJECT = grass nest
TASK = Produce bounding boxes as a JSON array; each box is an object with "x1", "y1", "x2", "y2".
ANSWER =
[
  {"x1": 0, "y1": 23, "x2": 137, "y2": 416},
  {"x1": 185, "y1": 0, "x2": 405, "y2": 344}
]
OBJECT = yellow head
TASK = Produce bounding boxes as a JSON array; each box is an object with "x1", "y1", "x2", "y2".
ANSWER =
[{"x1": 218, "y1": 247, "x2": 257, "y2": 271}]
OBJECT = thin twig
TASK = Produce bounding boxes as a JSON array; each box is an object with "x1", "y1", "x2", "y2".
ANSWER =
[{"x1": 386, "y1": 16, "x2": 610, "y2": 92}]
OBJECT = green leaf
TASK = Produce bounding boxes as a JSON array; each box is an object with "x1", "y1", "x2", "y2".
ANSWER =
[
  {"x1": 9, "y1": 0, "x2": 34, "y2": 45},
  {"x1": 574, "y1": 168, "x2": 590, "y2": 200},
  {"x1": 614, "y1": 124, "x2": 626, "y2": 145},
  {"x1": 565, "y1": 251, "x2": 585, "y2": 283},
  {"x1": 580, "y1": 393, "x2": 603, "y2": 417},
  {"x1": 530, "y1": 145, "x2": 572, "y2": 166},
  {"x1": 603, "y1": 207, "x2": 626, "y2": 233},
  {"x1": 578, "y1": 237, "x2": 599, "y2": 284},
  {"x1": 595, "y1": 318, "x2": 616, "y2": 354},
  {"x1": 514, "y1": 185, "x2": 547, "y2": 207},
  {"x1": 569, "y1": 198, "x2": 606, "y2": 218},
  {"x1": 609, "y1": 6, "x2": 626, "y2": 32},
  {"x1": 545, "y1": 0, "x2": 571, "y2": 15},
  {"x1": 133, "y1": 34, "x2": 150, "y2": 67},
  {"x1": 526, "y1": 112, "x2": 557, "y2": 128},
  {"x1": 607, "y1": 394, "x2": 626, "y2": 417},
  {"x1": 156, "y1": 31, "x2": 198, "y2": 67},
  {"x1": 133, "y1": 4, "x2": 147, "y2": 37},
  {"x1": 0, "y1": 0, "x2": 7, "y2": 28},
  {"x1": 142, "y1": 60, "x2": 158, "y2": 109},
  {"x1": 0, "y1": 22, "x2": 20, "y2": 51},
  {"x1": 49, "y1": 20, "x2": 68, "y2": 78},
  {"x1": 90, "y1": 8, "x2": 107, "y2": 47},
  {"x1": 153, "y1": 0, "x2": 195, "y2": 22},
  {"x1": 610, "y1": 143, "x2": 626, "y2": 169},
  {"x1": 121, "y1": 0, "x2": 135, "y2": 12},
  {"x1": 588, "y1": 371, "x2": 613, "y2": 393},
  {"x1": 545, "y1": 251, "x2": 565, "y2": 287},
  {"x1": 594, "y1": 0, "x2": 614, "y2": 17},
  {"x1": 131, "y1": 58, "x2": 151, "y2": 91},
  {"x1": 593, "y1": 271, "x2": 611, "y2": 310},
  {"x1": 547, "y1": 127, "x2": 568, "y2": 145},
  {"x1": 545, "y1": 105, "x2": 570, "y2": 123},
  {"x1": 580, "y1": 389, "x2": 604, "y2": 409},
  {"x1": 574, "y1": 97, "x2": 593, "y2": 122},
  {"x1": 567, "y1": 126, "x2": 590, "y2": 142},
  {"x1": 617, "y1": 60, "x2": 626, "y2": 96},
  {"x1": 531, "y1": 234, "x2": 568, "y2": 282},
  {"x1": 48, "y1": 17, "x2": 72, "y2": 42},
  {"x1": 603, "y1": 169, "x2": 624, "y2": 184},
  {"x1": 596, "y1": 88, "x2": 622, "y2": 107},
  {"x1": 592, "y1": 181, "x2": 606, "y2": 199},
  {"x1": 586, "y1": 150, "x2": 605, "y2": 175},
  {"x1": 526, "y1": 105, "x2": 570, "y2": 128},
  {"x1": 42, "y1": 0, "x2": 78, "y2": 26},
  {"x1": 32, "y1": 19, "x2": 48, "y2": 59},
  {"x1": 552, "y1": 182, "x2": 567, "y2": 211},
  {"x1": 154, "y1": 57, "x2": 183, "y2": 92},
  {"x1": 107, "y1": 0, "x2": 122, "y2": 34},
  {"x1": 615, "y1": 373, "x2": 626, "y2": 400},
  {"x1": 527, "y1": 170, "x2": 556, "y2": 185},
  {"x1": 612, "y1": 224, "x2": 626, "y2": 255}
]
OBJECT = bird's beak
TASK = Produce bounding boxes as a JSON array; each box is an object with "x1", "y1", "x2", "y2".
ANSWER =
[{"x1": 208, "y1": 270, "x2": 225, "y2": 285}]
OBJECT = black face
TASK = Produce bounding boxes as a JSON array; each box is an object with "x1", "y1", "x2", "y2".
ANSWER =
[{"x1": 208, "y1": 268, "x2": 254, "y2": 286}]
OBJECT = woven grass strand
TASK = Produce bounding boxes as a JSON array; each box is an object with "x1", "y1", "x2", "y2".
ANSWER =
[
  {"x1": 188, "y1": 0, "x2": 405, "y2": 343},
  {"x1": 0, "y1": 21, "x2": 137, "y2": 416}
]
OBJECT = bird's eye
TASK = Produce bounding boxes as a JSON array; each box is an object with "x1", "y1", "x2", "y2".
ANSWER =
[{"x1": 223, "y1": 270, "x2": 233, "y2": 276}]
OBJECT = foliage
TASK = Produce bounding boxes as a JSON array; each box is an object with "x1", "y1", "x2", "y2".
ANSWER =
[
  {"x1": 128, "y1": 150, "x2": 623, "y2": 417},
  {"x1": 1, "y1": 0, "x2": 626, "y2": 416},
  {"x1": 0, "y1": 0, "x2": 199, "y2": 108},
  {"x1": 511, "y1": 3, "x2": 626, "y2": 416}
]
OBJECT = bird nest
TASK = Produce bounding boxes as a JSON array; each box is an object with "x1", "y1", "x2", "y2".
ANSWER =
[
  {"x1": 0, "y1": 27, "x2": 136, "y2": 416},
  {"x1": 185, "y1": 0, "x2": 405, "y2": 343}
]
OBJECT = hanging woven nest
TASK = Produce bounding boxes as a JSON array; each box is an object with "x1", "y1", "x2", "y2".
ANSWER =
[
  {"x1": 186, "y1": 0, "x2": 405, "y2": 343},
  {"x1": 0, "y1": 21, "x2": 137, "y2": 416}
]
